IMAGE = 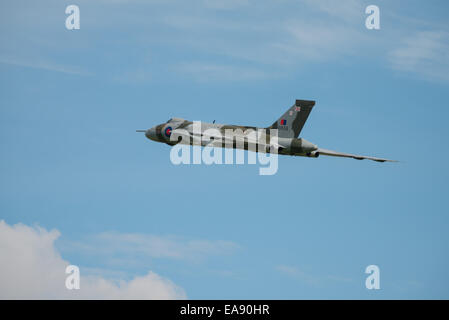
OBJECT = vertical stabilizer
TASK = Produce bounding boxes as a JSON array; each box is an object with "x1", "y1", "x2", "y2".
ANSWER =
[{"x1": 268, "y1": 100, "x2": 315, "y2": 138}]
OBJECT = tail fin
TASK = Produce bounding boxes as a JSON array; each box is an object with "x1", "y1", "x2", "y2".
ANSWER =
[{"x1": 268, "y1": 99, "x2": 315, "y2": 138}]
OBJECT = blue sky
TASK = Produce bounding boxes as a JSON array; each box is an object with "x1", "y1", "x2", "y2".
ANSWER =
[{"x1": 0, "y1": 0, "x2": 448, "y2": 299}]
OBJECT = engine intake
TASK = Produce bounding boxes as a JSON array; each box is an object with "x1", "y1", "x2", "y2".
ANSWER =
[
  {"x1": 306, "y1": 151, "x2": 320, "y2": 158},
  {"x1": 290, "y1": 138, "x2": 318, "y2": 154}
]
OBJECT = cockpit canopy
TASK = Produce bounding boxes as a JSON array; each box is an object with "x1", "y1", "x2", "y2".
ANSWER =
[{"x1": 166, "y1": 117, "x2": 185, "y2": 123}]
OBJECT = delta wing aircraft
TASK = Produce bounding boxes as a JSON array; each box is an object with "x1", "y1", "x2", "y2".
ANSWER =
[{"x1": 137, "y1": 99, "x2": 396, "y2": 162}]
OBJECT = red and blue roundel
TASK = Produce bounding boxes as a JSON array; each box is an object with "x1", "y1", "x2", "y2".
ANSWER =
[{"x1": 164, "y1": 126, "x2": 172, "y2": 137}]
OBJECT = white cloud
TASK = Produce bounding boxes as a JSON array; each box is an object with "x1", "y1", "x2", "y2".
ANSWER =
[
  {"x1": 202, "y1": 0, "x2": 250, "y2": 10},
  {"x1": 303, "y1": 0, "x2": 363, "y2": 21},
  {"x1": 0, "y1": 220, "x2": 186, "y2": 299},
  {"x1": 158, "y1": 1, "x2": 368, "y2": 80},
  {"x1": 273, "y1": 20, "x2": 363, "y2": 62},
  {"x1": 3, "y1": 0, "x2": 446, "y2": 84},
  {"x1": 389, "y1": 31, "x2": 449, "y2": 82},
  {"x1": 276, "y1": 265, "x2": 352, "y2": 287},
  {"x1": 276, "y1": 265, "x2": 321, "y2": 286},
  {"x1": 176, "y1": 62, "x2": 274, "y2": 82},
  {"x1": 0, "y1": 56, "x2": 93, "y2": 76},
  {"x1": 156, "y1": 1, "x2": 449, "y2": 84},
  {"x1": 64, "y1": 231, "x2": 239, "y2": 263}
]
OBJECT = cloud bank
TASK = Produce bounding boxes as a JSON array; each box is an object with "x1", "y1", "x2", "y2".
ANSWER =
[
  {"x1": 0, "y1": 220, "x2": 186, "y2": 299},
  {"x1": 2, "y1": 0, "x2": 448, "y2": 83}
]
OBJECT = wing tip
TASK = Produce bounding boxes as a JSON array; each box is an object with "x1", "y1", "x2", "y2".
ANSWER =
[{"x1": 373, "y1": 159, "x2": 398, "y2": 163}]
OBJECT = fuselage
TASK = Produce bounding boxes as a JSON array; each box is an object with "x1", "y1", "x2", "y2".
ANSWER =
[{"x1": 144, "y1": 118, "x2": 319, "y2": 158}]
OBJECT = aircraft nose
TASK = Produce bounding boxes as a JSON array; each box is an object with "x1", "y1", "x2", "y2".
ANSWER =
[{"x1": 145, "y1": 127, "x2": 157, "y2": 141}]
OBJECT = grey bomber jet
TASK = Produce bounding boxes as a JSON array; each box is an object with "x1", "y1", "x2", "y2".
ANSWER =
[{"x1": 137, "y1": 99, "x2": 396, "y2": 162}]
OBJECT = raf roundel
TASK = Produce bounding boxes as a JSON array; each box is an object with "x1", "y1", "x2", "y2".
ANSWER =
[{"x1": 165, "y1": 126, "x2": 172, "y2": 137}]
